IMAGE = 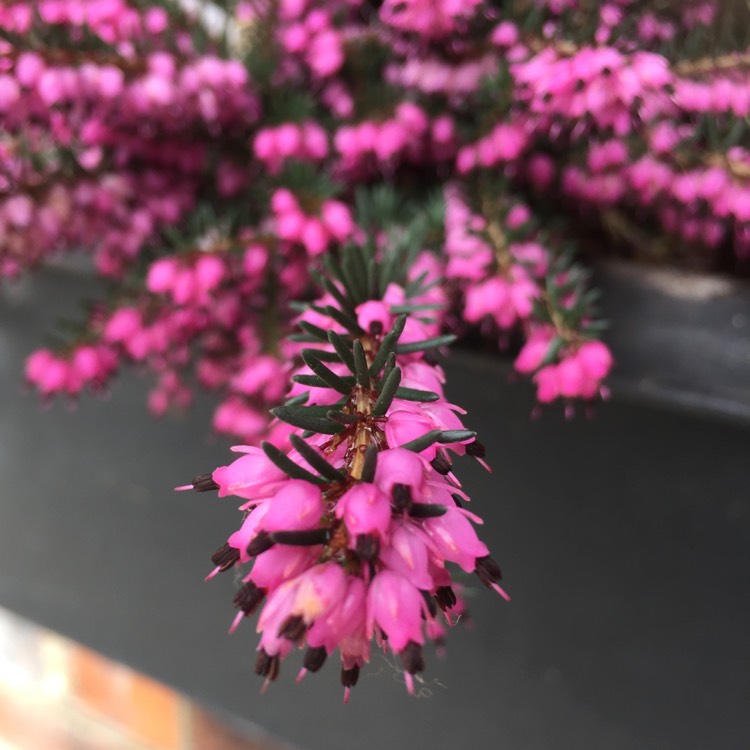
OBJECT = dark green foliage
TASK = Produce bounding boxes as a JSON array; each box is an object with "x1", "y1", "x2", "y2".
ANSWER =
[
  {"x1": 369, "y1": 315, "x2": 407, "y2": 377},
  {"x1": 261, "y1": 441, "x2": 327, "y2": 484},
  {"x1": 372, "y1": 367, "x2": 402, "y2": 417},
  {"x1": 352, "y1": 340, "x2": 371, "y2": 388},
  {"x1": 288, "y1": 434, "x2": 346, "y2": 481},
  {"x1": 301, "y1": 351, "x2": 352, "y2": 394},
  {"x1": 395, "y1": 334, "x2": 457, "y2": 354},
  {"x1": 271, "y1": 406, "x2": 346, "y2": 434}
]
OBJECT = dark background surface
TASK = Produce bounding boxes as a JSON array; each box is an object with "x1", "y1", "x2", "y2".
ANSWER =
[{"x1": 1, "y1": 271, "x2": 749, "y2": 750}]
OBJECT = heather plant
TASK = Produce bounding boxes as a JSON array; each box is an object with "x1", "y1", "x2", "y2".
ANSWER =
[
  {"x1": 4, "y1": 0, "x2": 748, "y2": 430},
  {"x1": 180, "y1": 242, "x2": 507, "y2": 696},
  {"x1": 1, "y1": 0, "x2": 749, "y2": 694}
]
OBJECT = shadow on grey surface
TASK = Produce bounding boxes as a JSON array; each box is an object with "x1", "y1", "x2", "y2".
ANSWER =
[{"x1": 1, "y1": 273, "x2": 748, "y2": 750}]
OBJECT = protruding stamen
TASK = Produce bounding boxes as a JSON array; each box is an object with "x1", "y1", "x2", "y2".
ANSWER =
[
  {"x1": 341, "y1": 665, "x2": 360, "y2": 688},
  {"x1": 278, "y1": 614, "x2": 307, "y2": 641},
  {"x1": 191, "y1": 473, "x2": 220, "y2": 492},
  {"x1": 303, "y1": 646, "x2": 327, "y2": 673},
  {"x1": 421, "y1": 590, "x2": 438, "y2": 618},
  {"x1": 228, "y1": 611, "x2": 245, "y2": 634},
  {"x1": 466, "y1": 439, "x2": 486, "y2": 459},
  {"x1": 391, "y1": 483, "x2": 412, "y2": 512},
  {"x1": 430, "y1": 453, "x2": 452, "y2": 475},
  {"x1": 401, "y1": 641, "x2": 425, "y2": 675},
  {"x1": 211, "y1": 543, "x2": 239, "y2": 572},
  {"x1": 474, "y1": 555, "x2": 502, "y2": 586},
  {"x1": 466, "y1": 439, "x2": 492, "y2": 471},
  {"x1": 404, "y1": 671, "x2": 415, "y2": 694},
  {"x1": 434, "y1": 586, "x2": 457, "y2": 611},
  {"x1": 491, "y1": 582, "x2": 511, "y2": 602},
  {"x1": 233, "y1": 581, "x2": 265, "y2": 616},
  {"x1": 355, "y1": 533, "x2": 380, "y2": 561},
  {"x1": 255, "y1": 650, "x2": 280, "y2": 681}
]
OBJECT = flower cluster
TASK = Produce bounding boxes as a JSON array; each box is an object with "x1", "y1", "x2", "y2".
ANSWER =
[
  {"x1": 444, "y1": 185, "x2": 613, "y2": 403},
  {"x1": 4, "y1": 0, "x2": 749, "y2": 436},
  {"x1": 183, "y1": 247, "x2": 506, "y2": 697}
]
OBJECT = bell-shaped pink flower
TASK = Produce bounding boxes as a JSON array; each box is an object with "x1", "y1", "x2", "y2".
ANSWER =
[
  {"x1": 374, "y1": 448, "x2": 427, "y2": 495},
  {"x1": 146, "y1": 257, "x2": 179, "y2": 294},
  {"x1": 321, "y1": 200, "x2": 354, "y2": 241},
  {"x1": 533, "y1": 364, "x2": 560, "y2": 403},
  {"x1": 515, "y1": 327, "x2": 555, "y2": 373},
  {"x1": 366, "y1": 571, "x2": 426, "y2": 651},
  {"x1": 259, "y1": 480, "x2": 324, "y2": 532},
  {"x1": 556, "y1": 354, "x2": 586, "y2": 398},
  {"x1": 379, "y1": 521, "x2": 434, "y2": 590},
  {"x1": 422, "y1": 507, "x2": 489, "y2": 572},
  {"x1": 248, "y1": 546, "x2": 321, "y2": 590},
  {"x1": 576, "y1": 340, "x2": 613, "y2": 380},
  {"x1": 355, "y1": 300, "x2": 392, "y2": 333},
  {"x1": 212, "y1": 446, "x2": 288, "y2": 500},
  {"x1": 227, "y1": 503, "x2": 271, "y2": 563},
  {"x1": 306, "y1": 575, "x2": 366, "y2": 653},
  {"x1": 385, "y1": 409, "x2": 439, "y2": 459},
  {"x1": 336, "y1": 483, "x2": 392, "y2": 538}
]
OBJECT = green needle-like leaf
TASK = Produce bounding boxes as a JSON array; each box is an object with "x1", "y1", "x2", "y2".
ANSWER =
[
  {"x1": 261, "y1": 441, "x2": 327, "y2": 484},
  {"x1": 302, "y1": 351, "x2": 353, "y2": 394},
  {"x1": 284, "y1": 393, "x2": 309, "y2": 407},
  {"x1": 300, "y1": 348, "x2": 341, "y2": 363},
  {"x1": 298, "y1": 321, "x2": 331, "y2": 342},
  {"x1": 400, "y1": 429, "x2": 441, "y2": 453},
  {"x1": 289, "y1": 434, "x2": 346, "y2": 481},
  {"x1": 381, "y1": 352, "x2": 397, "y2": 382},
  {"x1": 323, "y1": 305, "x2": 363, "y2": 335},
  {"x1": 292, "y1": 374, "x2": 356, "y2": 389},
  {"x1": 352, "y1": 340, "x2": 371, "y2": 389},
  {"x1": 369, "y1": 315, "x2": 407, "y2": 376},
  {"x1": 271, "y1": 406, "x2": 346, "y2": 434},
  {"x1": 409, "y1": 503, "x2": 448, "y2": 518},
  {"x1": 371, "y1": 366, "x2": 402, "y2": 416},
  {"x1": 311, "y1": 269, "x2": 355, "y2": 314},
  {"x1": 438, "y1": 429, "x2": 477, "y2": 443},
  {"x1": 360, "y1": 445, "x2": 378, "y2": 483},
  {"x1": 395, "y1": 334, "x2": 456, "y2": 354},
  {"x1": 327, "y1": 332, "x2": 356, "y2": 373},
  {"x1": 389, "y1": 302, "x2": 444, "y2": 314},
  {"x1": 394, "y1": 387, "x2": 439, "y2": 402}
]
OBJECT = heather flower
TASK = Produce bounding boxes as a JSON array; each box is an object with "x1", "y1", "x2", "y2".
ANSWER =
[{"x1": 187, "y1": 248, "x2": 507, "y2": 697}]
